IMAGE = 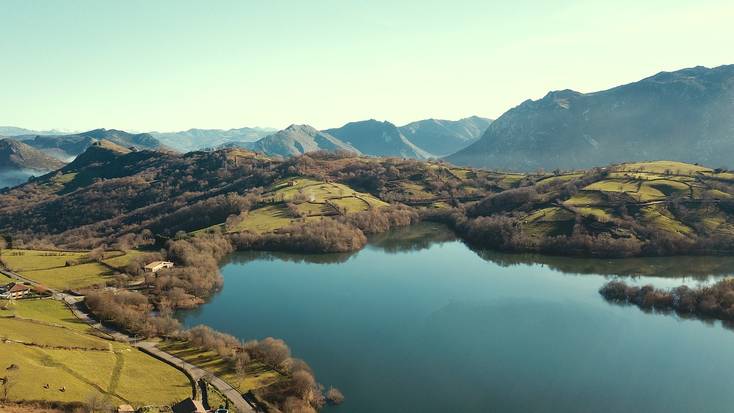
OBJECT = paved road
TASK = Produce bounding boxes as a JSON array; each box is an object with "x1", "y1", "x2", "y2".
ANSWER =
[
  {"x1": 2, "y1": 266, "x2": 255, "y2": 412},
  {"x1": 137, "y1": 341, "x2": 255, "y2": 413}
]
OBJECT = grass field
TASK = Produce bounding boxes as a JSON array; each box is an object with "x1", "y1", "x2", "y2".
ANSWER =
[
  {"x1": 226, "y1": 178, "x2": 387, "y2": 235},
  {"x1": 2, "y1": 299, "x2": 96, "y2": 333},
  {"x1": 101, "y1": 250, "x2": 145, "y2": 270},
  {"x1": 0, "y1": 299, "x2": 190, "y2": 407},
  {"x1": 1, "y1": 249, "x2": 119, "y2": 290},
  {"x1": 516, "y1": 161, "x2": 734, "y2": 240},
  {"x1": 159, "y1": 341, "x2": 283, "y2": 394}
]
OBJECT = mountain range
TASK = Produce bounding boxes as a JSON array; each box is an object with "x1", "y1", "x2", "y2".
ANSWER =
[
  {"x1": 150, "y1": 126, "x2": 276, "y2": 152},
  {"x1": 10, "y1": 129, "x2": 163, "y2": 160},
  {"x1": 399, "y1": 116, "x2": 491, "y2": 156},
  {"x1": 447, "y1": 64, "x2": 734, "y2": 171}
]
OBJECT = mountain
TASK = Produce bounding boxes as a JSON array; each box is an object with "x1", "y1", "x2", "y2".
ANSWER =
[
  {"x1": 0, "y1": 139, "x2": 66, "y2": 171},
  {"x1": 324, "y1": 120, "x2": 432, "y2": 159},
  {"x1": 251, "y1": 125, "x2": 360, "y2": 157},
  {"x1": 0, "y1": 126, "x2": 75, "y2": 136},
  {"x1": 151, "y1": 127, "x2": 276, "y2": 152},
  {"x1": 21, "y1": 129, "x2": 164, "y2": 160},
  {"x1": 399, "y1": 116, "x2": 492, "y2": 156},
  {"x1": 447, "y1": 65, "x2": 734, "y2": 171},
  {"x1": 0, "y1": 138, "x2": 66, "y2": 188}
]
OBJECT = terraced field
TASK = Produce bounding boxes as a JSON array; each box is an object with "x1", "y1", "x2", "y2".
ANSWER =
[{"x1": 519, "y1": 161, "x2": 734, "y2": 239}]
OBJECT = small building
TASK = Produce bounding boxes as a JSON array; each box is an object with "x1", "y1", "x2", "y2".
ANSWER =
[
  {"x1": 143, "y1": 261, "x2": 174, "y2": 273},
  {"x1": 0, "y1": 282, "x2": 32, "y2": 299},
  {"x1": 117, "y1": 405, "x2": 136, "y2": 413},
  {"x1": 171, "y1": 398, "x2": 206, "y2": 413}
]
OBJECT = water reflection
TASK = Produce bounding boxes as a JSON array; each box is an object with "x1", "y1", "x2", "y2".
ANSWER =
[{"x1": 227, "y1": 223, "x2": 734, "y2": 279}]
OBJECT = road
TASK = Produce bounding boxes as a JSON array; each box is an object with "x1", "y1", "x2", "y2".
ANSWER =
[
  {"x1": 1, "y1": 266, "x2": 255, "y2": 412},
  {"x1": 136, "y1": 341, "x2": 255, "y2": 413}
]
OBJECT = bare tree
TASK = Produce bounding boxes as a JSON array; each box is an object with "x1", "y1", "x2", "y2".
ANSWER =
[
  {"x1": 234, "y1": 351, "x2": 251, "y2": 391},
  {"x1": 326, "y1": 387, "x2": 345, "y2": 405},
  {"x1": 0, "y1": 372, "x2": 17, "y2": 401}
]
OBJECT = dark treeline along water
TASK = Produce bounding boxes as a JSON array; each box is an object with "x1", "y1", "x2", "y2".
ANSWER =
[{"x1": 180, "y1": 223, "x2": 734, "y2": 413}]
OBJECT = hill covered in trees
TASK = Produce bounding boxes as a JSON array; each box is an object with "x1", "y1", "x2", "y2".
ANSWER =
[{"x1": 2, "y1": 141, "x2": 734, "y2": 258}]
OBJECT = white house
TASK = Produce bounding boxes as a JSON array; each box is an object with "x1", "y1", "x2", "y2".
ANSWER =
[{"x1": 144, "y1": 261, "x2": 174, "y2": 273}]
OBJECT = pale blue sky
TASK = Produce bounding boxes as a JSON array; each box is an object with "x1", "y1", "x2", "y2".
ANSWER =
[{"x1": 1, "y1": 0, "x2": 732, "y2": 132}]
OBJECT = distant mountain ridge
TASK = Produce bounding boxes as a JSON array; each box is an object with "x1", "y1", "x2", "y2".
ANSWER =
[
  {"x1": 447, "y1": 64, "x2": 734, "y2": 171},
  {"x1": 151, "y1": 126, "x2": 275, "y2": 152},
  {"x1": 251, "y1": 125, "x2": 360, "y2": 157},
  {"x1": 0, "y1": 138, "x2": 66, "y2": 188},
  {"x1": 399, "y1": 116, "x2": 492, "y2": 156},
  {"x1": 0, "y1": 138, "x2": 65, "y2": 171},
  {"x1": 0, "y1": 126, "x2": 76, "y2": 136},
  {"x1": 325, "y1": 119, "x2": 432, "y2": 159},
  {"x1": 18, "y1": 129, "x2": 164, "y2": 160}
]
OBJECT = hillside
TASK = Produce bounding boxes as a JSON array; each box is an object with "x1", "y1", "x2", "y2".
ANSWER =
[
  {"x1": 1, "y1": 141, "x2": 734, "y2": 258},
  {"x1": 443, "y1": 160, "x2": 734, "y2": 257},
  {"x1": 151, "y1": 126, "x2": 275, "y2": 152},
  {"x1": 21, "y1": 128, "x2": 165, "y2": 160},
  {"x1": 251, "y1": 124, "x2": 360, "y2": 157},
  {"x1": 447, "y1": 65, "x2": 734, "y2": 171},
  {"x1": 399, "y1": 116, "x2": 492, "y2": 156},
  {"x1": 0, "y1": 139, "x2": 65, "y2": 188},
  {"x1": 325, "y1": 119, "x2": 432, "y2": 159},
  {"x1": 0, "y1": 139, "x2": 66, "y2": 171}
]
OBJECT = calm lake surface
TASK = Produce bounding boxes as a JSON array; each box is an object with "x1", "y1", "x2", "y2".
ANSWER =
[{"x1": 181, "y1": 224, "x2": 734, "y2": 413}]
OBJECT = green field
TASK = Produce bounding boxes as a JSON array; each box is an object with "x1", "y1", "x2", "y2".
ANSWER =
[
  {"x1": 226, "y1": 178, "x2": 388, "y2": 234},
  {"x1": 516, "y1": 161, "x2": 734, "y2": 240},
  {"x1": 0, "y1": 299, "x2": 190, "y2": 407},
  {"x1": 1, "y1": 249, "x2": 119, "y2": 290}
]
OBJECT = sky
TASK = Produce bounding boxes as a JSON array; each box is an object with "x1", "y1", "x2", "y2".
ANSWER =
[{"x1": 1, "y1": 0, "x2": 732, "y2": 132}]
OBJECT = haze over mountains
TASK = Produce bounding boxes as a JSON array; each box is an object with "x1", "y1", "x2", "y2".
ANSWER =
[
  {"x1": 0, "y1": 138, "x2": 66, "y2": 188},
  {"x1": 150, "y1": 127, "x2": 276, "y2": 152},
  {"x1": 400, "y1": 116, "x2": 492, "y2": 156},
  {"x1": 448, "y1": 64, "x2": 734, "y2": 171},
  {"x1": 4, "y1": 63, "x2": 734, "y2": 180}
]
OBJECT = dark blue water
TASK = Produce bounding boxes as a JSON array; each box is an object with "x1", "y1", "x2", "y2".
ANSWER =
[{"x1": 181, "y1": 224, "x2": 734, "y2": 413}]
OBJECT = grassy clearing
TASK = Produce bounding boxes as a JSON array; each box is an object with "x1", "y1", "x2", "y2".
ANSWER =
[
  {"x1": 1, "y1": 299, "x2": 93, "y2": 333},
  {"x1": 0, "y1": 317, "x2": 109, "y2": 350},
  {"x1": 0, "y1": 249, "x2": 123, "y2": 290},
  {"x1": 564, "y1": 192, "x2": 605, "y2": 206},
  {"x1": 233, "y1": 205, "x2": 297, "y2": 234},
  {"x1": 0, "y1": 250, "x2": 88, "y2": 272},
  {"x1": 616, "y1": 161, "x2": 712, "y2": 175},
  {"x1": 159, "y1": 341, "x2": 283, "y2": 394},
  {"x1": 228, "y1": 178, "x2": 387, "y2": 234},
  {"x1": 640, "y1": 206, "x2": 692, "y2": 235},
  {"x1": 20, "y1": 262, "x2": 115, "y2": 291},
  {"x1": 101, "y1": 250, "x2": 145, "y2": 270}
]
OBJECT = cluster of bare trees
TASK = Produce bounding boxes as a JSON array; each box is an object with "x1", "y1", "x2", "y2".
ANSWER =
[
  {"x1": 600, "y1": 278, "x2": 734, "y2": 323},
  {"x1": 231, "y1": 219, "x2": 367, "y2": 253},
  {"x1": 182, "y1": 326, "x2": 338, "y2": 413},
  {"x1": 84, "y1": 289, "x2": 181, "y2": 337}
]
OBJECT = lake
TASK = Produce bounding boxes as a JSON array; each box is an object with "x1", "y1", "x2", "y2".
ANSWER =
[{"x1": 181, "y1": 223, "x2": 734, "y2": 413}]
